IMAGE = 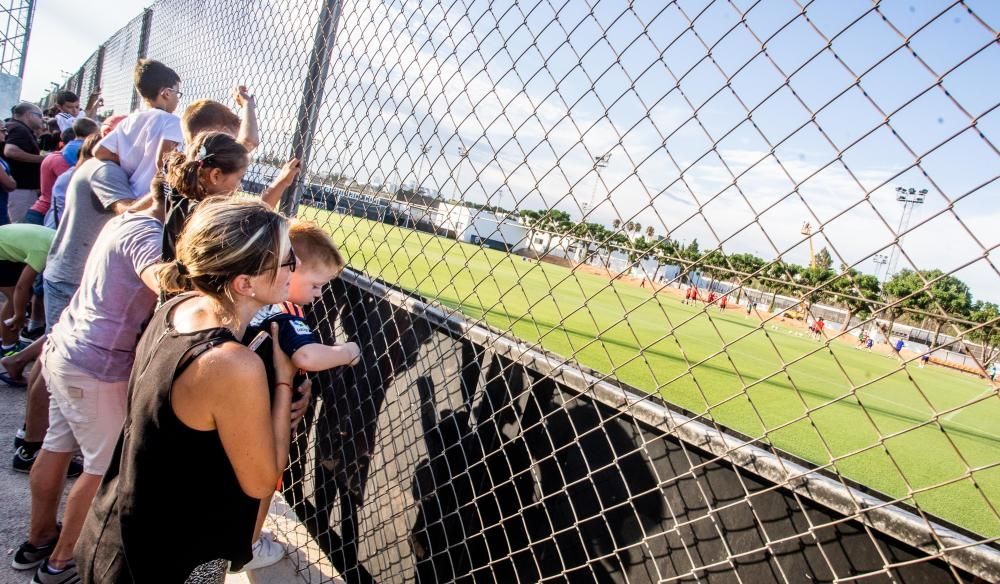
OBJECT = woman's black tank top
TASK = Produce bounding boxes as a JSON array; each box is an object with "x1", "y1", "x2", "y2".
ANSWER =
[{"x1": 76, "y1": 293, "x2": 260, "y2": 583}]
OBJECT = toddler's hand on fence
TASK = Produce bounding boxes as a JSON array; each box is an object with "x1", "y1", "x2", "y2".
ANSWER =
[{"x1": 342, "y1": 342, "x2": 361, "y2": 366}]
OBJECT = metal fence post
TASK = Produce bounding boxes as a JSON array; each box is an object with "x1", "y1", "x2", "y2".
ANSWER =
[
  {"x1": 279, "y1": 0, "x2": 343, "y2": 216},
  {"x1": 91, "y1": 44, "x2": 104, "y2": 98},
  {"x1": 130, "y1": 7, "x2": 153, "y2": 113},
  {"x1": 16, "y1": 0, "x2": 34, "y2": 79}
]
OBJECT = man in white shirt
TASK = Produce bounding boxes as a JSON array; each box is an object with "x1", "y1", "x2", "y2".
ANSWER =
[
  {"x1": 53, "y1": 90, "x2": 101, "y2": 134},
  {"x1": 95, "y1": 59, "x2": 183, "y2": 197}
]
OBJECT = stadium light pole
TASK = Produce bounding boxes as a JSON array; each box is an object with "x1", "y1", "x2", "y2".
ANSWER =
[
  {"x1": 885, "y1": 187, "x2": 927, "y2": 280},
  {"x1": 455, "y1": 145, "x2": 468, "y2": 201},
  {"x1": 416, "y1": 144, "x2": 431, "y2": 193},
  {"x1": 873, "y1": 253, "x2": 889, "y2": 284},
  {"x1": 582, "y1": 152, "x2": 611, "y2": 220}
]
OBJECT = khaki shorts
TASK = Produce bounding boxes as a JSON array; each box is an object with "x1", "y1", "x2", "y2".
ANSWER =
[{"x1": 41, "y1": 346, "x2": 128, "y2": 476}]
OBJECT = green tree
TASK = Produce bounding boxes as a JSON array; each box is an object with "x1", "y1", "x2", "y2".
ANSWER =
[
  {"x1": 968, "y1": 301, "x2": 1000, "y2": 367},
  {"x1": 814, "y1": 247, "x2": 833, "y2": 271},
  {"x1": 922, "y1": 271, "x2": 972, "y2": 346},
  {"x1": 684, "y1": 239, "x2": 700, "y2": 260},
  {"x1": 830, "y1": 270, "x2": 882, "y2": 329},
  {"x1": 882, "y1": 269, "x2": 925, "y2": 337}
]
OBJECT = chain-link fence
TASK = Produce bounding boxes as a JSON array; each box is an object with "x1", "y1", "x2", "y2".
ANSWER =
[{"x1": 43, "y1": 0, "x2": 999, "y2": 582}]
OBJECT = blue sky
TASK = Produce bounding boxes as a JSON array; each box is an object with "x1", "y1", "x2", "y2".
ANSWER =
[
  {"x1": 24, "y1": 0, "x2": 1000, "y2": 302},
  {"x1": 311, "y1": 0, "x2": 999, "y2": 300}
]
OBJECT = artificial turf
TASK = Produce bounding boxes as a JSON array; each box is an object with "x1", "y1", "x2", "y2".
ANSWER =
[{"x1": 302, "y1": 206, "x2": 1000, "y2": 538}]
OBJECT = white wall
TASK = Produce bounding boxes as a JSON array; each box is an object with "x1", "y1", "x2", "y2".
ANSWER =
[{"x1": 0, "y1": 74, "x2": 20, "y2": 118}]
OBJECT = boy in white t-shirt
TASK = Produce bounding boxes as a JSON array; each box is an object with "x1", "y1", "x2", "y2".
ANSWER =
[{"x1": 95, "y1": 59, "x2": 184, "y2": 197}]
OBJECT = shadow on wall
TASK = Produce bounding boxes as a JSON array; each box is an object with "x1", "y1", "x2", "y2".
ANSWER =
[
  {"x1": 409, "y1": 358, "x2": 665, "y2": 583},
  {"x1": 288, "y1": 276, "x2": 973, "y2": 584},
  {"x1": 288, "y1": 277, "x2": 433, "y2": 584}
]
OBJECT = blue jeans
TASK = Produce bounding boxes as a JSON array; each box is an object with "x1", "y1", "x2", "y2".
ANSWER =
[
  {"x1": 0, "y1": 191, "x2": 9, "y2": 226},
  {"x1": 43, "y1": 278, "x2": 78, "y2": 334},
  {"x1": 21, "y1": 209, "x2": 45, "y2": 225}
]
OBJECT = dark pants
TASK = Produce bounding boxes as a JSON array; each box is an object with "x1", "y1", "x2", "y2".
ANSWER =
[{"x1": 0, "y1": 191, "x2": 9, "y2": 226}]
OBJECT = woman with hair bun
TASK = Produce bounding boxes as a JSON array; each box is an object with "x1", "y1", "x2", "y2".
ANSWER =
[{"x1": 76, "y1": 198, "x2": 308, "y2": 583}]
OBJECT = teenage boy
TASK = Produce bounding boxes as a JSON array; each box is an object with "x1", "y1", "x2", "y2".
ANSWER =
[{"x1": 53, "y1": 90, "x2": 102, "y2": 133}]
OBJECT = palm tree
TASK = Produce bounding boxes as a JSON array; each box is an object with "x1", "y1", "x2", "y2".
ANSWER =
[
  {"x1": 646, "y1": 226, "x2": 655, "y2": 240},
  {"x1": 612, "y1": 218, "x2": 621, "y2": 230}
]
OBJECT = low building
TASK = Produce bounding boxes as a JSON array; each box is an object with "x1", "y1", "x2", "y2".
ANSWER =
[{"x1": 441, "y1": 203, "x2": 529, "y2": 252}]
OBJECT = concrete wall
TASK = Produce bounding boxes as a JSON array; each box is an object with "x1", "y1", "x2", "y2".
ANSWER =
[
  {"x1": 284, "y1": 272, "x2": 997, "y2": 584},
  {"x1": 0, "y1": 73, "x2": 22, "y2": 120}
]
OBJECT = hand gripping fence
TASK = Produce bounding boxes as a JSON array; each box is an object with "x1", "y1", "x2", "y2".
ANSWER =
[{"x1": 44, "y1": 0, "x2": 999, "y2": 582}]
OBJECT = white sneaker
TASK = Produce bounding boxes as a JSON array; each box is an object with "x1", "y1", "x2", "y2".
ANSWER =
[{"x1": 233, "y1": 533, "x2": 285, "y2": 572}]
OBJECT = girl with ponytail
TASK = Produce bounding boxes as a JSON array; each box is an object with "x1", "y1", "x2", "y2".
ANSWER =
[{"x1": 160, "y1": 130, "x2": 250, "y2": 263}]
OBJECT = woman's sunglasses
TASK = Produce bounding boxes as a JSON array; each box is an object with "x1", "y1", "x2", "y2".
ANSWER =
[{"x1": 279, "y1": 247, "x2": 297, "y2": 272}]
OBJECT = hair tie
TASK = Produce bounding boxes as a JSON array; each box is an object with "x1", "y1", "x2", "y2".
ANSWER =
[
  {"x1": 174, "y1": 260, "x2": 189, "y2": 276},
  {"x1": 195, "y1": 144, "x2": 215, "y2": 165}
]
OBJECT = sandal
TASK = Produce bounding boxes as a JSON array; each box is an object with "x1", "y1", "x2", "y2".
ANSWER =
[{"x1": 0, "y1": 371, "x2": 27, "y2": 388}]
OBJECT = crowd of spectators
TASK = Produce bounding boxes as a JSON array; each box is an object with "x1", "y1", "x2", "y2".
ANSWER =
[{"x1": 0, "y1": 59, "x2": 360, "y2": 584}]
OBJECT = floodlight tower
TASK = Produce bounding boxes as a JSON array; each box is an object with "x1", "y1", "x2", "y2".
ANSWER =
[
  {"x1": 581, "y1": 152, "x2": 611, "y2": 220},
  {"x1": 885, "y1": 187, "x2": 927, "y2": 279},
  {"x1": 454, "y1": 145, "x2": 469, "y2": 200},
  {"x1": 872, "y1": 253, "x2": 889, "y2": 284},
  {"x1": 415, "y1": 143, "x2": 431, "y2": 193}
]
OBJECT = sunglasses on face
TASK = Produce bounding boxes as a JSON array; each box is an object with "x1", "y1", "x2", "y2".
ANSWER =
[
  {"x1": 279, "y1": 247, "x2": 297, "y2": 272},
  {"x1": 164, "y1": 87, "x2": 183, "y2": 99}
]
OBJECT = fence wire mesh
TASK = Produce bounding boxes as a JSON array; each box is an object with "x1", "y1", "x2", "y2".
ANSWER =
[{"x1": 45, "y1": 0, "x2": 999, "y2": 582}]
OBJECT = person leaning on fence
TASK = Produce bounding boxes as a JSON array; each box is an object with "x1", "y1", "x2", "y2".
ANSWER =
[
  {"x1": 95, "y1": 59, "x2": 184, "y2": 197},
  {"x1": 238, "y1": 219, "x2": 361, "y2": 571},
  {"x1": 75, "y1": 199, "x2": 310, "y2": 583},
  {"x1": 160, "y1": 95, "x2": 301, "y2": 263},
  {"x1": 4, "y1": 103, "x2": 48, "y2": 224},
  {"x1": 53, "y1": 90, "x2": 102, "y2": 134},
  {"x1": 8, "y1": 116, "x2": 135, "y2": 481},
  {"x1": 13, "y1": 170, "x2": 169, "y2": 584}
]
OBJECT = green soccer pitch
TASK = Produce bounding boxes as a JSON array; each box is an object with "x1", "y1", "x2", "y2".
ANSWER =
[{"x1": 301, "y1": 206, "x2": 1000, "y2": 538}]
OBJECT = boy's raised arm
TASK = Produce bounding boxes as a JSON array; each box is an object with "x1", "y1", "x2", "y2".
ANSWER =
[{"x1": 234, "y1": 86, "x2": 259, "y2": 153}]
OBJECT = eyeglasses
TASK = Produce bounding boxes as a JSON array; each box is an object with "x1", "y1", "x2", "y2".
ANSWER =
[
  {"x1": 165, "y1": 88, "x2": 184, "y2": 99},
  {"x1": 279, "y1": 247, "x2": 297, "y2": 272},
  {"x1": 28, "y1": 111, "x2": 43, "y2": 118}
]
